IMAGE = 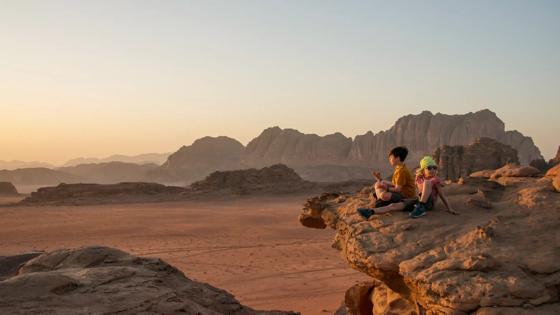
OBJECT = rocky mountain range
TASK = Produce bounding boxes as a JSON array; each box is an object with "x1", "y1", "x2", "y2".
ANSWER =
[
  {"x1": 159, "y1": 109, "x2": 542, "y2": 183},
  {"x1": 1, "y1": 110, "x2": 544, "y2": 187}
]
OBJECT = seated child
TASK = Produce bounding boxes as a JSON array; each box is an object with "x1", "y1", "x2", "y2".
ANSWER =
[
  {"x1": 408, "y1": 156, "x2": 459, "y2": 218},
  {"x1": 357, "y1": 146, "x2": 416, "y2": 218}
]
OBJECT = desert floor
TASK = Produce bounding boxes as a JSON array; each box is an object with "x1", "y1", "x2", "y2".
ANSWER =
[{"x1": 0, "y1": 195, "x2": 368, "y2": 314}]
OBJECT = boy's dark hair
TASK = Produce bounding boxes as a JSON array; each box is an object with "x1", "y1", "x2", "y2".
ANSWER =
[{"x1": 389, "y1": 146, "x2": 408, "y2": 162}]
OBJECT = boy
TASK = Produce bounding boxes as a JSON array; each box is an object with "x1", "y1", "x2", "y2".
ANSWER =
[{"x1": 357, "y1": 146, "x2": 416, "y2": 218}]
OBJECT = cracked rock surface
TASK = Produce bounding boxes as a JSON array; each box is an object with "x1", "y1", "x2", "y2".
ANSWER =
[
  {"x1": 300, "y1": 167, "x2": 560, "y2": 314},
  {"x1": 0, "y1": 246, "x2": 298, "y2": 315}
]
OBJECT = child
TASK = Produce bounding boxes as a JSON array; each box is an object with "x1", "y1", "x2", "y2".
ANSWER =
[
  {"x1": 408, "y1": 156, "x2": 459, "y2": 218},
  {"x1": 357, "y1": 146, "x2": 416, "y2": 218}
]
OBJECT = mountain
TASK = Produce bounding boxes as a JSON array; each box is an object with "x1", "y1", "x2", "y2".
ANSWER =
[
  {"x1": 58, "y1": 162, "x2": 159, "y2": 184},
  {"x1": 157, "y1": 110, "x2": 542, "y2": 183},
  {"x1": 0, "y1": 168, "x2": 83, "y2": 186},
  {"x1": 150, "y1": 136, "x2": 245, "y2": 184},
  {"x1": 0, "y1": 160, "x2": 55, "y2": 170},
  {"x1": 63, "y1": 153, "x2": 169, "y2": 167}
]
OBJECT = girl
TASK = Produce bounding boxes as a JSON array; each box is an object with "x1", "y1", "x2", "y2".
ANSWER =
[{"x1": 409, "y1": 156, "x2": 459, "y2": 218}]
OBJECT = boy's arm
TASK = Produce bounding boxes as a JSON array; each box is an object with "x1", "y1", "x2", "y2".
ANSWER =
[{"x1": 438, "y1": 186, "x2": 459, "y2": 215}]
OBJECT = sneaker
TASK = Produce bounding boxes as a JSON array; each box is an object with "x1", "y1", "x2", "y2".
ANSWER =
[
  {"x1": 357, "y1": 208, "x2": 375, "y2": 219},
  {"x1": 409, "y1": 203, "x2": 426, "y2": 219}
]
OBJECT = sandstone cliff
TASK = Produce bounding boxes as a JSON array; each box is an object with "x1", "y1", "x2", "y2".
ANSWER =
[
  {"x1": 299, "y1": 166, "x2": 560, "y2": 314},
  {"x1": 0, "y1": 246, "x2": 297, "y2": 315}
]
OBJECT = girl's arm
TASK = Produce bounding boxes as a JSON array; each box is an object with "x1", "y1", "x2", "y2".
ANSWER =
[{"x1": 438, "y1": 185, "x2": 459, "y2": 215}]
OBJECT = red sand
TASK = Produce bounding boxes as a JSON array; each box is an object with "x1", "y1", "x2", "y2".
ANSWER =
[{"x1": 0, "y1": 196, "x2": 368, "y2": 314}]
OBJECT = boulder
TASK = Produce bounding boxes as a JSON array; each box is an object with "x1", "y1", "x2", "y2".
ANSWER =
[
  {"x1": 0, "y1": 246, "x2": 298, "y2": 315},
  {"x1": 490, "y1": 164, "x2": 540, "y2": 179}
]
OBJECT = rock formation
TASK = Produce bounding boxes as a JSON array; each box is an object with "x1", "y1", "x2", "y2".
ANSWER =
[
  {"x1": 152, "y1": 136, "x2": 245, "y2": 184},
  {"x1": 0, "y1": 246, "x2": 297, "y2": 315},
  {"x1": 299, "y1": 167, "x2": 560, "y2": 314},
  {"x1": 530, "y1": 145, "x2": 560, "y2": 172},
  {"x1": 156, "y1": 110, "x2": 542, "y2": 184},
  {"x1": 0, "y1": 182, "x2": 19, "y2": 195},
  {"x1": 187, "y1": 164, "x2": 315, "y2": 196},
  {"x1": 433, "y1": 137, "x2": 519, "y2": 180},
  {"x1": 21, "y1": 182, "x2": 186, "y2": 205}
]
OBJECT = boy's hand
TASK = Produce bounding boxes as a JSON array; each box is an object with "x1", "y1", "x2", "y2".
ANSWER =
[{"x1": 372, "y1": 171, "x2": 382, "y2": 181}]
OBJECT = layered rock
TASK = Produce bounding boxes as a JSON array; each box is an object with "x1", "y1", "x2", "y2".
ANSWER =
[
  {"x1": 21, "y1": 182, "x2": 186, "y2": 205},
  {"x1": 0, "y1": 246, "x2": 297, "y2": 315},
  {"x1": 299, "y1": 168, "x2": 560, "y2": 314},
  {"x1": 433, "y1": 137, "x2": 519, "y2": 180},
  {"x1": 0, "y1": 182, "x2": 19, "y2": 196}
]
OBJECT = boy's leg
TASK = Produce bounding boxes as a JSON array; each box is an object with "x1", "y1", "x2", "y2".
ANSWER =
[
  {"x1": 373, "y1": 202, "x2": 406, "y2": 214},
  {"x1": 374, "y1": 181, "x2": 392, "y2": 201}
]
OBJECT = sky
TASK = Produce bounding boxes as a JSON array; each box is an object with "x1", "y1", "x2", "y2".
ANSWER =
[{"x1": 1, "y1": 0, "x2": 559, "y2": 164}]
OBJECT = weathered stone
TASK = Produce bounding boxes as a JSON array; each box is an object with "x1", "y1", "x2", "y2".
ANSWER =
[
  {"x1": 0, "y1": 246, "x2": 298, "y2": 315},
  {"x1": 434, "y1": 137, "x2": 519, "y2": 180},
  {"x1": 299, "y1": 175, "x2": 560, "y2": 314}
]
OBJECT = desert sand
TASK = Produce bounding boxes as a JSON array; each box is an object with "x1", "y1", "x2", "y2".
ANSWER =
[{"x1": 0, "y1": 195, "x2": 368, "y2": 314}]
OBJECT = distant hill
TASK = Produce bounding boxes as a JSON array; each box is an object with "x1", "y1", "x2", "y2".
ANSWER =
[
  {"x1": 0, "y1": 168, "x2": 83, "y2": 186},
  {"x1": 63, "y1": 153, "x2": 169, "y2": 167},
  {"x1": 150, "y1": 136, "x2": 245, "y2": 184},
  {"x1": 58, "y1": 162, "x2": 159, "y2": 184},
  {"x1": 0, "y1": 160, "x2": 55, "y2": 170}
]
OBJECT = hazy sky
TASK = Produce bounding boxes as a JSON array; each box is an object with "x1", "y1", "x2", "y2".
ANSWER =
[{"x1": 1, "y1": 0, "x2": 559, "y2": 164}]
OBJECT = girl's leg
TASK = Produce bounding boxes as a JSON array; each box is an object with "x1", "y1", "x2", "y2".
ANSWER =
[{"x1": 420, "y1": 180, "x2": 433, "y2": 203}]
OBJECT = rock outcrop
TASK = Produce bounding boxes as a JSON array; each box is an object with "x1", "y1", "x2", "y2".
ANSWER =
[
  {"x1": 0, "y1": 246, "x2": 297, "y2": 315},
  {"x1": 299, "y1": 170, "x2": 560, "y2": 314},
  {"x1": 530, "y1": 146, "x2": 560, "y2": 173},
  {"x1": 434, "y1": 137, "x2": 519, "y2": 180},
  {"x1": 21, "y1": 182, "x2": 186, "y2": 205},
  {"x1": 0, "y1": 182, "x2": 19, "y2": 196},
  {"x1": 187, "y1": 164, "x2": 315, "y2": 196}
]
